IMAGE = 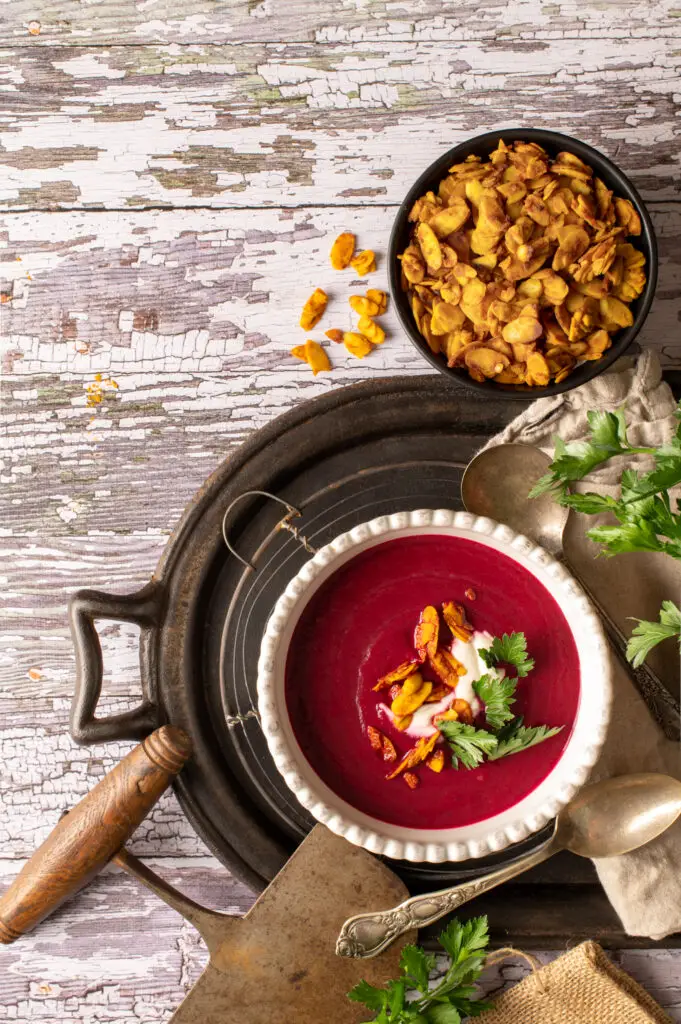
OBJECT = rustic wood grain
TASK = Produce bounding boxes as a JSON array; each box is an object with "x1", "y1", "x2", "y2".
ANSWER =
[
  {"x1": 0, "y1": 699, "x2": 208, "y2": 861},
  {"x1": 1, "y1": 864, "x2": 680, "y2": 1021},
  {"x1": 0, "y1": 41, "x2": 679, "y2": 209},
  {"x1": 1, "y1": 208, "x2": 676, "y2": 376},
  {"x1": 0, "y1": 727, "x2": 191, "y2": 942},
  {"x1": 0, "y1": 539, "x2": 167, "y2": 698},
  {"x1": 0, "y1": 205, "x2": 678, "y2": 545},
  {"x1": 2, "y1": 4, "x2": 681, "y2": 1018},
  {"x1": 0, "y1": 864, "x2": 249, "y2": 1022},
  {"x1": 1, "y1": 0, "x2": 680, "y2": 45}
]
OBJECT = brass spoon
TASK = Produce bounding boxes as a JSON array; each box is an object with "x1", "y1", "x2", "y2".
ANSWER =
[
  {"x1": 337, "y1": 773, "x2": 681, "y2": 959},
  {"x1": 461, "y1": 443, "x2": 679, "y2": 740}
]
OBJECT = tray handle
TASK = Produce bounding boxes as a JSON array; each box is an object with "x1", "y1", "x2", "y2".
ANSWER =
[
  {"x1": 0, "y1": 726, "x2": 191, "y2": 943},
  {"x1": 69, "y1": 584, "x2": 161, "y2": 745},
  {"x1": 221, "y1": 489, "x2": 317, "y2": 570}
]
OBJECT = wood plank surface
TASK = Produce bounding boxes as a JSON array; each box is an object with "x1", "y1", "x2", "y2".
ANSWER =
[
  {"x1": 0, "y1": 41, "x2": 679, "y2": 209},
  {"x1": 1, "y1": 204, "x2": 679, "y2": 546},
  {"x1": 2, "y1": 3, "x2": 681, "y2": 1019},
  {"x1": 1, "y1": 863, "x2": 680, "y2": 1021},
  {"x1": 1, "y1": 0, "x2": 680, "y2": 45}
]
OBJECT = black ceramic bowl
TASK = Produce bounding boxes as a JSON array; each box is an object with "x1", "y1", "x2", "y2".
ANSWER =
[{"x1": 388, "y1": 128, "x2": 658, "y2": 399}]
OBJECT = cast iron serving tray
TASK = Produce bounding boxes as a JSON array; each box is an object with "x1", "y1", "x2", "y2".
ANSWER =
[{"x1": 68, "y1": 374, "x2": 680, "y2": 948}]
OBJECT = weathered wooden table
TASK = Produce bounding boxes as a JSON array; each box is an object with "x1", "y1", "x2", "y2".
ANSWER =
[{"x1": 1, "y1": 2, "x2": 680, "y2": 1020}]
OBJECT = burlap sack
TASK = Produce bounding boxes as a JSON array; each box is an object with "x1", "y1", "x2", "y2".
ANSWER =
[{"x1": 477, "y1": 943, "x2": 673, "y2": 1024}]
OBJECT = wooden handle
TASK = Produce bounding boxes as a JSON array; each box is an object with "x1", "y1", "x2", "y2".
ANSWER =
[{"x1": 0, "y1": 725, "x2": 192, "y2": 943}]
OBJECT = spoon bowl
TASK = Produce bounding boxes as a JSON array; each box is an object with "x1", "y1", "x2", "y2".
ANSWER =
[
  {"x1": 461, "y1": 444, "x2": 566, "y2": 557},
  {"x1": 556, "y1": 772, "x2": 681, "y2": 859}
]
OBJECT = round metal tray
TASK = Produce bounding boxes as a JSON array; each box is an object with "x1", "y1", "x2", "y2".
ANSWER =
[{"x1": 70, "y1": 374, "x2": 552, "y2": 893}]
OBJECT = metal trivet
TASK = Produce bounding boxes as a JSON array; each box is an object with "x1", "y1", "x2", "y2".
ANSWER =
[{"x1": 208, "y1": 450, "x2": 555, "y2": 888}]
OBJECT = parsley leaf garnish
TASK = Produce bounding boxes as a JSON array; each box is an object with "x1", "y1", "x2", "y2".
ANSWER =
[
  {"x1": 438, "y1": 721, "x2": 498, "y2": 769},
  {"x1": 438, "y1": 915, "x2": 489, "y2": 978},
  {"x1": 529, "y1": 410, "x2": 631, "y2": 496},
  {"x1": 472, "y1": 674, "x2": 517, "y2": 729},
  {"x1": 425, "y1": 1007, "x2": 462, "y2": 1023},
  {"x1": 586, "y1": 518, "x2": 668, "y2": 555},
  {"x1": 488, "y1": 716, "x2": 563, "y2": 761},
  {"x1": 478, "y1": 632, "x2": 535, "y2": 677},
  {"x1": 348, "y1": 915, "x2": 492, "y2": 1022},
  {"x1": 626, "y1": 601, "x2": 681, "y2": 668},
  {"x1": 529, "y1": 401, "x2": 681, "y2": 668},
  {"x1": 439, "y1": 636, "x2": 560, "y2": 768},
  {"x1": 552, "y1": 491, "x2": 618, "y2": 515},
  {"x1": 587, "y1": 408, "x2": 630, "y2": 451},
  {"x1": 400, "y1": 945, "x2": 435, "y2": 994},
  {"x1": 348, "y1": 980, "x2": 388, "y2": 1014}
]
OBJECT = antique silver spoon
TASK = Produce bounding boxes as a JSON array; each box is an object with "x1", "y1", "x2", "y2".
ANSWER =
[
  {"x1": 461, "y1": 443, "x2": 679, "y2": 740},
  {"x1": 337, "y1": 772, "x2": 681, "y2": 959}
]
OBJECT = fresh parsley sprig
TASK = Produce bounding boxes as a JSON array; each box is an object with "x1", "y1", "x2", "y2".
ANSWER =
[
  {"x1": 528, "y1": 409, "x2": 668, "y2": 495},
  {"x1": 472, "y1": 674, "x2": 517, "y2": 730},
  {"x1": 627, "y1": 601, "x2": 681, "y2": 669},
  {"x1": 440, "y1": 715, "x2": 562, "y2": 768},
  {"x1": 438, "y1": 633, "x2": 561, "y2": 767},
  {"x1": 438, "y1": 720, "x2": 499, "y2": 769},
  {"x1": 348, "y1": 915, "x2": 492, "y2": 1023},
  {"x1": 488, "y1": 716, "x2": 564, "y2": 761},
  {"x1": 478, "y1": 632, "x2": 535, "y2": 678},
  {"x1": 529, "y1": 404, "x2": 681, "y2": 666}
]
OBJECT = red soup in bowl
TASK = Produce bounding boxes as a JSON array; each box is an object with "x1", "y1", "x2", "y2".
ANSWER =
[{"x1": 258, "y1": 510, "x2": 611, "y2": 862}]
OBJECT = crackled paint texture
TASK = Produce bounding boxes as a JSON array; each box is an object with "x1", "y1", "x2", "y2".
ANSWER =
[
  {"x1": 1, "y1": 2, "x2": 681, "y2": 1021},
  {"x1": 0, "y1": 41, "x2": 679, "y2": 207},
  {"x1": 2, "y1": 1, "x2": 681, "y2": 44}
]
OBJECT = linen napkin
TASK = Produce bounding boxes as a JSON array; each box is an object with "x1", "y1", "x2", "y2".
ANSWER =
[{"x1": 484, "y1": 348, "x2": 681, "y2": 939}]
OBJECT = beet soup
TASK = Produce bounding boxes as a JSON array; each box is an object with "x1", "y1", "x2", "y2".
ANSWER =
[{"x1": 284, "y1": 534, "x2": 581, "y2": 830}]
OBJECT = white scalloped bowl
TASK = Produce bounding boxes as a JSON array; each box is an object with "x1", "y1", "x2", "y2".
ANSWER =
[{"x1": 257, "y1": 509, "x2": 612, "y2": 863}]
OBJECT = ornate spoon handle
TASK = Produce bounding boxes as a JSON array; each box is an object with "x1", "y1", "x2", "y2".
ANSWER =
[
  {"x1": 567, "y1": 565, "x2": 680, "y2": 742},
  {"x1": 336, "y1": 838, "x2": 557, "y2": 959}
]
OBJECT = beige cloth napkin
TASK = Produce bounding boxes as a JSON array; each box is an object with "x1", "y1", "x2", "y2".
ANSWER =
[
  {"x1": 476, "y1": 942, "x2": 673, "y2": 1023},
  {"x1": 485, "y1": 348, "x2": 681, "y2": 939}
]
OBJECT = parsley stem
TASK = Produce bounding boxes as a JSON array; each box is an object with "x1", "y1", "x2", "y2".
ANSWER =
[
  {"x1": 619, "y1": 487, "x2": 677, "y2": 505},
  {"x1": 414, "y1": 971, "x2": 457, "y2": 1011}
]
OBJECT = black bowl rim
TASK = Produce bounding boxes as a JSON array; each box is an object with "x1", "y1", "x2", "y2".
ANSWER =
[{"x1": 388, "y1": 127, "x2": 659, "y2": 400}]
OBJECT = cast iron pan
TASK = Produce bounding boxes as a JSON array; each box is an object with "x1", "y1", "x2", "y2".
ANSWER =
[{"x1": 69, "y1": 374, "x2": 559, "y2": 893}]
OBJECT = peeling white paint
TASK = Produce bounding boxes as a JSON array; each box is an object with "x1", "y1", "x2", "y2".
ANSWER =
[
  {"x1": 53, "y1": 53, "x2": 127, "y2": 79},
  {"x1": 1, "y1": 0, "x2": 680, "y2": 45},
  {"x1": 0, "y1": 40, "x2": 678, "y2": 208},
  {"x1": 1, "y1": 9, "x2": 681, "y2": 1022}
]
